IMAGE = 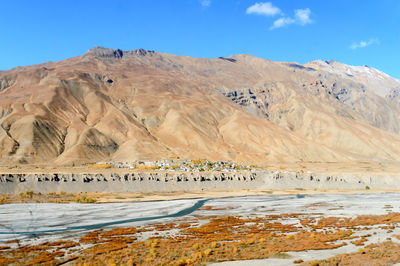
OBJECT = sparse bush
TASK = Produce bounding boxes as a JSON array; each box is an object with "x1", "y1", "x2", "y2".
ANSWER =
[
  {"x1": 19, "y1": 190, "x2": 35, "y2": 198},
  {"x1": 203, "y1": 248, "x2": 213, "y2": 256},
  {"x1": 272, "y1": 252, "x2": 292, "y2": 259},
  {"x1": 176, "y1": 258, "x2": 187, "y2": 266},
  {"x1": 90, "y1": 163, "x2": 112, "y2": 169},
  {"x1": 107, "y1": 258, "x2": 117, "y2": 266},
  {"x1": 74, "y1": 196, "x2": 96, "y2": 203},
  {"x1": 0, "y1": 195, "x2": 9, "y2": 204},
  {"x1": 149, "y1": 247, "x2": 157, "y2": 256},
  {"x1": 150, "y1": 239, "x2": 159, "y2": 248}
]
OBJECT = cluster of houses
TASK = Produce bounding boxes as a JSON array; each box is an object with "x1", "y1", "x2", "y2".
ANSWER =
[{"x1": 94, "y1": 159, "x2": 259, "y2": 172}]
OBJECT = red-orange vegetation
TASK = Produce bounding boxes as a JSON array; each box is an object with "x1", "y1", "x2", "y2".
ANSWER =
[
  {"x1": 3, "y1": 212, "x2": 400, "y2": 265},
  {"x1": 5, "y1": 239, "x2": 20, "y2": 244},
  {"x1": 153, "y1": 222, "x2": 177, "y2": 231},
  {"x1": 314, "y1": 213, "x2": 400, "y2": 229},
  {"x1": 315, "y1": 241, "x2": 400, "y2": 265},
  {"x1": 350, "y1": 235, "x2": 370, "y2": 246},
  {"x1": 79, "y1": 231, "x2": 100, "y2": 244},
  {"x1": 25, "y1": 251, "x2": 64, "y2": 265},
  {"x1": 0, "y1": 255, "x2": 18, "y2": 265},
  {"x1": 198, "y1": 205, "x2": 234, "y2": 211},
  {"x1": 84, "y1": 241, "x2": 128, "y2": 256},
  {"x1": 100, "y1": 227, "x2": 138, "y2": 238}
]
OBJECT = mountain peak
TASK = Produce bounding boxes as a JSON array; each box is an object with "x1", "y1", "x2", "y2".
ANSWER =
[
  {"x1": 86, "y1": 46, "x2": 124, "y2": 58},
  {"x1": 86, "y1": 46, "x2": 156, "y2": 59}
]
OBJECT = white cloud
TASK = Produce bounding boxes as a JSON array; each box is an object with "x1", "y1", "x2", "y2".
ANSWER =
[
  {"x1": 350, "y1": 39, "x2": 380, "y2": 50},
  {"x1": 269, "y1": 17, "x2": 295, "y2": 30},
  {"x1": 270, "y1": 8, "x2": 313, "y2": 30},
  {"x1": 200, "y1": 0, "x2": 211, "y2": 7},
  {"x1": 246, "y1": 2, "x2": 282, "y2": 16},
  {"x1": 294, "y1": 8, "x2": 312, "y2": 25}
]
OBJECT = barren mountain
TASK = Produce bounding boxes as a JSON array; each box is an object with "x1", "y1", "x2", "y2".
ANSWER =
[{"x1": 0, "y1": 47, "x2": 400, "y2": 166}]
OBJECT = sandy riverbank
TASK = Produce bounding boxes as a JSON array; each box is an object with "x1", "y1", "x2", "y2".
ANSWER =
[
  {"x1": 93, "y1": 188, "x2": 400, "y2": 203},
  {"x1": 2, "y1": 188, "x2": 400, "y2": 204}
]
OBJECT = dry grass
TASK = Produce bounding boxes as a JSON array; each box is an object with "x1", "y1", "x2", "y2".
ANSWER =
[{"x1": 0, "y1": 191, "x2": 97, "y2": 204}]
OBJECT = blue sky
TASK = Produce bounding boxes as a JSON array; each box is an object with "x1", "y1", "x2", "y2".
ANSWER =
[{"x1": 2, "y1": 0, "x2": 400, "y2": 78}]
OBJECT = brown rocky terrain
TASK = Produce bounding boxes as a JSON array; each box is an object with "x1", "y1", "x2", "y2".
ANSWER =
[{"x1": 0, "y1": 47, "x2": 400, "y2": 166}]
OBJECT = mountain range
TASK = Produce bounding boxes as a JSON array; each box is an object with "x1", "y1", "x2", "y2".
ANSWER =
[{"x1": 0, "y1": 47, "x2": 399, "y2": 166}]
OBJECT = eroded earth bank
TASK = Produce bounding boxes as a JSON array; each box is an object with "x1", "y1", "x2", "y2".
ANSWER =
[{"x1": 1, "y1": 170, "x2": 400, "y2": 194}]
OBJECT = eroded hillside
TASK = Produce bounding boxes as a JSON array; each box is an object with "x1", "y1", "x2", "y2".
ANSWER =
[{"x1": 0, "y1": 47, "x2": 400, "y2": 165}]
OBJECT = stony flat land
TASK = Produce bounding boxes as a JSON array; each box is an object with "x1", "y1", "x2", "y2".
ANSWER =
[{"x1": 2, "y1": 194, "x2": 400, "y2": 265}]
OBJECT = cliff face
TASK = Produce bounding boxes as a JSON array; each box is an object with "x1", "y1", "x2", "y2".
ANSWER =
[{"x1": 0, "y1": 47, "x2": 400, "y2": 165}]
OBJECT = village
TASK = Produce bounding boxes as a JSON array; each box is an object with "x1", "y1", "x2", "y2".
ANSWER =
[{"x1": 92, "y1": 159, "x2": 260, "y2": 172}]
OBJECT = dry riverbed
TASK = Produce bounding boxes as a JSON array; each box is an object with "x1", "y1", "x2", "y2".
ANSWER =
[{"x1": 2, "y1": 194, "x2": 400, "y2": 265}]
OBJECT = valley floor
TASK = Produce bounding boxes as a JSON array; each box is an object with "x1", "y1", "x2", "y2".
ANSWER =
[
  {"x1": 2, "y1": 188, "x2": 400, "y2": 204},
  {"x1": 2, "y1": 163, "x2": 400, "y2": 264},
  {"x1": 2, "y1": 194, "x2": 400, "y2": 265}
]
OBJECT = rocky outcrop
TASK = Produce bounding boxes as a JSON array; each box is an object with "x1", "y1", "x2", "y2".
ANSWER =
[
  {"x1": 86, "y1": 47, "x2": 156, "y2": 59},
  {"x1": 222, "y1": 87, "x2": 271, "y2": 118},
  {"x1": 86, "y1": 46, "x2": 124, "y2": 59},
  {"x1": 388, "y1": 88, "x2": 400, "y2": 101},
  {"x1": 0, "y1": 74, "x2": 17, "y2": 91}
]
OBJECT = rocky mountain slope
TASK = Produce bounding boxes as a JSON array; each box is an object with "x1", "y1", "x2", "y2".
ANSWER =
[{"x1": 0, "y1": 47, "x2": 400, "y2": 166}]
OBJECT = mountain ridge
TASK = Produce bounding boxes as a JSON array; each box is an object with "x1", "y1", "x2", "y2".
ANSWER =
[{"x1": 0, "y1": 47, "x2": 399, "y2": 166}]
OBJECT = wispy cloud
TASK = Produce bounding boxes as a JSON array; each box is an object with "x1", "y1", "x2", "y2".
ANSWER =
[
  {"x1": 270, "y1": 8, "x2": 313, "y2": 30},
  {"x1": 350, "y1": 39, "x2": 380, "y2": 50},
  {"x1": 246, "y1": 3, "x2": 313, "y2": 30},
  {"x1": 246, "y1": 2, "x2": 282, "y2": 16},
  {"x1": 200, "y1": 0, "x2": 211, "y2": 7},
  {"x1": 270, "y1": 17, "x2": 295, "y2": 29}
]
